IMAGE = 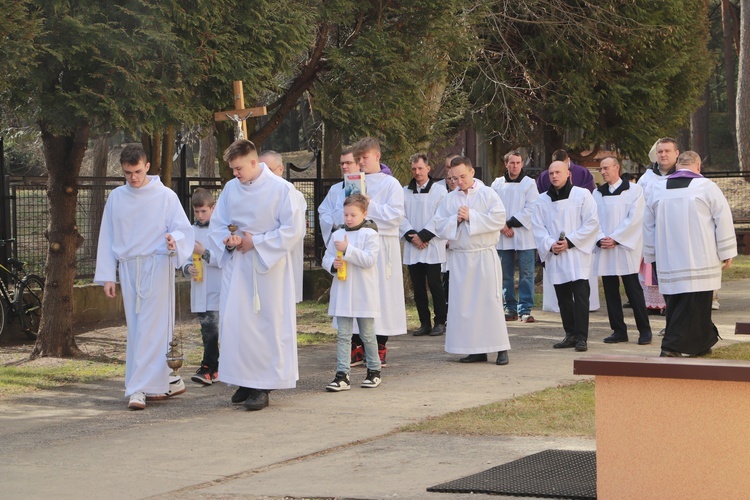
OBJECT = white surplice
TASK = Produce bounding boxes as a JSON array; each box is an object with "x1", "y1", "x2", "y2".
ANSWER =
[
  {"x1": 292, "y1": 189, "x2": 307, "y2": 303},
  {"x1": 533, "y1": 186, "x2": 600, "y2": 284},
  {"x1": 365, "y1": 172, "x2": 407, "y2": 336},
  {"x1": 400, "y1": 180, "x2": 448, "y2": 265},
  {"x1": 183, "y1": 224, "x2": 222, "y2": 313},
  {"x1": 322, "y1": 227, "x2": 381, "y2": 318},
  {"x1": 491, "y1": 175, "x2": 539, "y2": 251},
  {"x1": 318, "y1": 181, "x2": 345, "y2": 246},
  {"x1": 94, "y1": 176, "x2": 194, "y2": 396},
  {"x1": 208, "y1": 165, "x2": 305, "y2": 390},
  {"x1": 593, "y1": 181, "x2": 645, "y2": 276},
  {"x1": 433, "y1": 183, "x2": 511, "y2": 354},
  {"x1": 643, "y1": 173, "x2": 737, "y2": 294}
]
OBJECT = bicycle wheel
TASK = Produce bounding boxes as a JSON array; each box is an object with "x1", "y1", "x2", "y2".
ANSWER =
[
  {"x1": 0, "y1": 298, "x2": 6, "y2": 341},
  {"x1": 18, "y1": 275, "x2": 44, "y2": 340}
]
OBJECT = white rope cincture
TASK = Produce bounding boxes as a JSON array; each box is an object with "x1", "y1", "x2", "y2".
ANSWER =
[{"x1": 134, "y1": 254, "x2": 157, "y2": 314}]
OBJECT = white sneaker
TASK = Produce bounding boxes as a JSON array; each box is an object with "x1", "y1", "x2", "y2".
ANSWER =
[
  {"x1": 712, "y1": 300, "x2": 720, "y2": 311},
  {"x1": 128, "y1": 391, "x2": 146, "y2": 410},
  {"x1": 361, "y1": 369, "x2": 381, "y2": 388},
  {"x1": 146, "y1": 377, "x2": 186, "y2": 401}
]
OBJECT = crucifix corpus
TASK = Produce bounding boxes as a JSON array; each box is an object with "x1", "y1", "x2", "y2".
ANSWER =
[{"x1": 213, "y1": 80, "x2": 267, "y2": 141}]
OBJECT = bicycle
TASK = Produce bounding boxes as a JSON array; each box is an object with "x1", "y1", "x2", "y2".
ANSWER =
[{"x1": 0, "y1": 238, "x2": 45, "y2": 341}]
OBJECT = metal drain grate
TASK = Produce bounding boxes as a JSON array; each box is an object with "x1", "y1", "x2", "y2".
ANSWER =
[{"x1": 427, "y1": 449, "x2": 596, "y2": 499}]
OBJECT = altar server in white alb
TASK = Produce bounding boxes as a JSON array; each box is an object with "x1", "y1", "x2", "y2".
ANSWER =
[
  {"x1": 433, "y1": 156, "x2": 511, "y2": 365},
  {"x1": 322, "y1": 194, "x2": 382, "y2": 391},
  {"x1": 354, "y1": 137, "x2": 407, "y2": 365},
  {"x1": 261, "y1": 150, "x2": 307, "y2": 303},
  {"x1": 533, "y1": 160, "x2": 599, "y2": 352},
  {"x1": 208, "y1": 139, "x2": 305, "y2": 411},
  {"x1": 95, "y1": 144, "x2": 195, "y2": 411},
  {"x1": 319, "y1": 147, "x2": 359, "y2": 246},
  {"x1": 593, "y1": 156, "x2": 652, "y2": 346},
  {"x1": 400, "y1": 152, "x2": 448, "y2": 337},
  {"x1": 491, "y1": 150, "x2": 539, "y2": 323},
  {"x1": 643, "y1": 151, "x2": 736, "y2": 357}
]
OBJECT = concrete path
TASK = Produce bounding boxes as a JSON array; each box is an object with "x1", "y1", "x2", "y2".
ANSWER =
[{"x1": 1, "y1": 279, "x2": 749, "y2": 499}]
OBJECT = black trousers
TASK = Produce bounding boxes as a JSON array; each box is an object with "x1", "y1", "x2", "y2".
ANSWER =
[
  {"x1": 442, "y1": 271, "x2": 450, "y2": 308},
  {"x1": 554, "y1": 279, "x2": 590, "y2": 341},
  {"x1": 602, "y1": 273, "x2": 652, "y2": 338},
  {"x1": 662, "y1": 291, "x2": 717, "y2": 355},
  {"x1": 408, "y1": 262, "x2": 447, "y2": 328}
]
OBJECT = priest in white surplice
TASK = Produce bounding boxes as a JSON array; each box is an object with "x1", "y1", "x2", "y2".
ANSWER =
[
  {"x1": 643, "y1": 151, "x2": 736, "y2": 357},
  {"x1": 533, "y1": 160, "x2": 599, "y2": 352},
  {"x1": 261, "y1": 150, "x2": 307, "y2": 303},
  {"x1": 593, "y1": 156, "x2": 652, "y2": 346},
  {"x1": 95, "y1": 144, "x2": 195, "y2": 411},
  {"x1": 208, "y1": 140, "x2": 305, "y2": 411},
  {"x1": 353, "y1": 137, "x2": 407, "y2": 366},
  {"x1": 636, "y1": 137, "x2": 679, "y2": 314},
  {"x1": 433, "y1": 156, "x2": 511, "y2": 365}
]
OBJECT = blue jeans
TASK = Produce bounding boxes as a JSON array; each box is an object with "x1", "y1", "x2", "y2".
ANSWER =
[
  {"x1": 336, "y1": 317, "x2": 380, "y2": 373},
  {"x1": 498, "y1": 249, "x2": 536, "y2": 316}
]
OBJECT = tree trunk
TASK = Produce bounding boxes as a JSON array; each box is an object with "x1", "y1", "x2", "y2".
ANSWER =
[
  {"x1": 199, "y1": 124, "x2": 216, "y2": 177},
  {"x1": 322, "y1": 120, "x2": 342, "y2": 178},
  {"x1": 690, "y1": 84, "x2": 711, "y2": 163},
  {"x1": 144, "y1": 132, "x2": 162, "y2": 175},
  {"x1": 31, "y1": 121, "x2": 88, "y2": 359},
  {"x1": 216, "y1": 123, "x2": 235, "y2": 184},
  {"x1": 722, "y1": 0, "x2": 738, "y2": 141},
  {"x1": 738, "y1": 0, "x2": 750, "y2": 173},
  {"x1": 85, "y1": 136, "x2": 109, "y2": 262},
  {"x1": 542, "y1": 125, "x2": 564, "y2": 163},
  {"x1": 160, "y1": 125, "x2": 175, "y2": 187}
]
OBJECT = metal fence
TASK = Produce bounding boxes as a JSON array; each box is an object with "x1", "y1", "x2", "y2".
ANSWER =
[
  {"x1": 0, "y1": 172, "x2": 341, "y2": 279},
  {"x1": 2, "y1": 169, "x2": 750, "y2": 279}
]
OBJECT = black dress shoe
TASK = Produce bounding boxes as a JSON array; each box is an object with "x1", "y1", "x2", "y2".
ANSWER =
[
  {"x1": 496, "y1": 351, "x2": 509, "y2": 365},
  {"x1": 622, "y1": 302, "x2": 632, "y2": 308},
  {"x1": 553, "y1": 337, "x2": 577, "y2": 349},
  {"x1": 459, "y1": 353, "x2": 488, "y2": 363},
  {"x1": 603, "y1": 334, "x2": 629, "y2": 344},
  {"x1": 637, "y1": 334, "x2": 653, "y2": 345},
  {"x1": 658, "y1": 328, "x2": 666, "y2": 336},
  {"x1": 244, "y1": 389, "x2": 270, "y2": 411},
  {"x1": 660, "y1": 349, "x2": 682, "y2": 357},
  {"x1": 412, "y1": 325, "x2": 431, "y2": 336},
  {"x1": 231, "y1": 386, "x2": 252, "y2": 404},
  {"x1": 430, "y1": 324, "x2": 446, "y2": 336},
  {"x1": 575, "y1": 340, "x2": 588, "y2": 352}
]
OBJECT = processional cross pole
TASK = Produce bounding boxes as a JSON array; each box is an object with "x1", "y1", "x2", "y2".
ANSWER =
[{"x1": 213, "y1": 80, "x2": 268, "y2": 141}]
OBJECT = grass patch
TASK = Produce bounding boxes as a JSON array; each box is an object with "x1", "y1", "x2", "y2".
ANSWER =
[
  {"x1": 722, "y1": 254, "x2": 750, "y2": 282},
  {"x1": 403, "y1": 381, "x2": 596, "y2": 438},
  {"x1": 0, "y1": 360, "x2": 124, "y2": 398},
  {"x1": 403, "y1": 342, "x2": 750, "y2": 438}
]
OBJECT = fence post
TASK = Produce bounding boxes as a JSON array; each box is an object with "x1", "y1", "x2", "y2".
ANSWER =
[
  {"x1": 176, "y1": 134, "x2": 190, "y2": 215},
  {"x1": 314, "y1": 149, "x2": 324, "y2": 264},
  {"x1": 0, "y1": 137, "x2": 11, "y2": 282}
]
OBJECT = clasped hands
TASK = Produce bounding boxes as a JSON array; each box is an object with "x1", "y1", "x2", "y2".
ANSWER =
[{"x1": 224, "y1": 231, "x2": 255, "y2": 253}]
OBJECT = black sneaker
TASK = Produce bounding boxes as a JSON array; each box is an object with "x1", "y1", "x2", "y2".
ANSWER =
[
  {"x1": 231, "y1": 386, "x2": 252, "y2": 404},
  {"x1": 244, "y1": 389, "x2": 269, "y2": 411},
  {"x1": 361, "y1": 369, "x2": 381, "y2": 388},
  {"x1": 191, "y1": 365, "x2": 214, "y2": 386},
  {"x1": 325, "y1": 372, "x2": 351, "y2": 392}
]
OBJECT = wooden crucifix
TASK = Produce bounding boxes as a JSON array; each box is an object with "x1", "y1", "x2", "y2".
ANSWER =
[{"x1": 214, "y1": 80, "x2": 267, "y2": 141}]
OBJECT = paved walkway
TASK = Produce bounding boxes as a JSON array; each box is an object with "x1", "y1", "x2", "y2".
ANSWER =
[{"x1": 1, "y1": 279, "x2": 749, "y2": 499}]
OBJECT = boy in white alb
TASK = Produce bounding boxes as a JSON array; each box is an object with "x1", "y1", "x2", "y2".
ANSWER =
[
  {"x1": 95, "y1": 144, "x2": 195, "y2": 410},
  {"x1": 322, "y1": 194, "x2": 382, "y2": 390},
  {"x1": 183, "y1": 188, "x2": 222, "y2": 385},
  {"x1": 207, "y1": 139, "x2": 305, "y2": 411}
]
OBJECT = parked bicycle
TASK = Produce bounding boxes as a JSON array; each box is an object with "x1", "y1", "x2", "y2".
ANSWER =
[{"x1": 0, "y1": 239, "x2": 45, "y2": 341}]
